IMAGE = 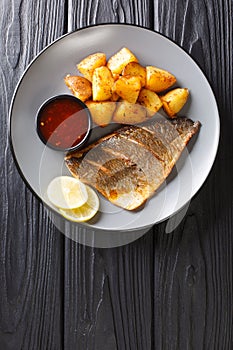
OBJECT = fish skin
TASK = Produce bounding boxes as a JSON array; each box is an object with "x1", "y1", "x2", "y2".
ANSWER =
[{"x1": 65, "y1": 117, "x2": 201, "y2": 210}]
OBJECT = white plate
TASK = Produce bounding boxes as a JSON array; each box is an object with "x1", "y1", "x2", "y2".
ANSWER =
[{"x1": 9, "y1": 24, "x2": 220, "y2": 232}]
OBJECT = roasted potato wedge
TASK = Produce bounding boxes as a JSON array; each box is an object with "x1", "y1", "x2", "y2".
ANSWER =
[
  {"x1": 138, "y1": 88, "x2": 163, "y2": 117},
  {"x1": 107, "y1": 47, "x2": 138, "y2": 74},
  {"x1": 113, "y1": 100, "x2": 147, "y2": 124},
  {"x1": 64, "y1": 75, "x2": 92, "y2": 102},
  {"x1": 161, "y1": 88, "x2": 189, "y2": 118},
  {"x1": 145, "y1": 66, "x2": 176, "y2": 92},
  {"x1": 122, "y1": 62, "x2": 146, "y2": 87},
  {"x1": 86, "y1": 100, "x2": 116, "y2": 127},
  {"x1": 65, "y1": 48, "x2": 190, "y2": 125},
  {"x1": 92, "y1": 66, "x2": 114, "y2": 101},
  {"x1": 77, "y1": 53, "x2": 106, "y2": 82},
  {"x1": 114, "y1": 76, "x2": 141, "y2": 103}
]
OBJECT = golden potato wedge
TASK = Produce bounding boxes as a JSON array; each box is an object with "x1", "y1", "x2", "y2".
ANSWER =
[
  {"x1": 138, "y1": 88, "x2": 163, "y2": 117},
  {"x1": 92, "y1": 66, "x2": 114, "y2": 101},
  {"x1": 145, "y1": 66, "x2": 176, "y2": 92},
  {"x1": 86, "y1": 100, "x2": 116, "y2": 127},
  {"x1": 161, "y1": 88, "x2": 189, "y2": 118},
  {"x1": 114, "y1": 76, "x2": 141, "y2": 103},
  {"x1": 122, "y1": 62, "x2": 146, "y2": 87},
  {"x1": 113, "y1": 100, "x2": 147, "y2": 124},
  {"x1": 64, "y1": 75, "x2": 92, "y2": 102},
  {"x1": 107, "y1": 47, "x2": 138, "y2": 74},
  {"x1": 77, "y1": 53, "x2": 106, "y2": 82}
]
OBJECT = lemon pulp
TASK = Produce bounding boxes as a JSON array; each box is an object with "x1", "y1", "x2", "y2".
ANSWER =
[
  {"x1": 47, "y1": 176, "x2": 88, "y2": 209},
  {"x1": 59, "y1": 185, "x2": 99, "y2": 222}
]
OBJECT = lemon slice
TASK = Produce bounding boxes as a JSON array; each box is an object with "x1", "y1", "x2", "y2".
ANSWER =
[
  {"x1": 59, "y1": 185, "x2": 99, "y2": 222},
  {"x1": 47, "y1": 176, "x2": 88, "y2": 209}
]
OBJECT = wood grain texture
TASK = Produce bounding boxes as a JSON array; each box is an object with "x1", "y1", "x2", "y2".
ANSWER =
[
  {"x1": 68, "y1": 0, "x2": 153, "y2": 29},
  {"x1": 0, "y1": 0, "x2": 66, "y2": 349},
  {"x1": 0, "y1": 0, "x2": 232, "y2": 349},
  {"x1": 63, "y1": 228, "x2": 154, "y2": 350},
  {"x1": 153, "y1": 0, "x2": 233, "y2": 349}
]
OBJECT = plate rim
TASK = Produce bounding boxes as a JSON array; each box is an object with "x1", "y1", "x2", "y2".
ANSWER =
[{"x1": 8, "y1": 23, "x2": 220, "y2": 232}]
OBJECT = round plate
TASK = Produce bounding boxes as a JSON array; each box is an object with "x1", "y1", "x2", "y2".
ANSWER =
[{"x1": 9, "y1": 24, "x2": 220, "y2": 232}]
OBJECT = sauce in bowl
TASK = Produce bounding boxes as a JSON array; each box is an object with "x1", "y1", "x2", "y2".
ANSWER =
[{"x1": 36, "y1": 95, "x2": 91, "y2": 151}]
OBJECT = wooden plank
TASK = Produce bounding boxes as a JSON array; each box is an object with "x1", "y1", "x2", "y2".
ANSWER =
[
  {"x1": 1, "y1": 0, "x2": 231, "y2": 349},
  {"x1": 64, "y1": 1, "x2": 154, "y2": 349},
  {"x1": 0, "y1": 0, "x2": 66, "y2": 348},
  {"x1": 67, "y1": 0, "x2": 153, "y2": 30},
  {"x1": 153, "y1": 0, "x2": 233, "y2": 349},
  {"x1": 63, "y1": 228, "x2": 154, "y2": 349}
]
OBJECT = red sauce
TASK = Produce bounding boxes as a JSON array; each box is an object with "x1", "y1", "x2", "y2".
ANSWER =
[{"x1": 37, "y1": 97, "x2": 89, "y2": 150}]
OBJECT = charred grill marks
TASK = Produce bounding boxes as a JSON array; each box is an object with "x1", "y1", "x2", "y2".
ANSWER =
[{"x1": 65, "y1": 117, "x2": 201, "y2": 210}]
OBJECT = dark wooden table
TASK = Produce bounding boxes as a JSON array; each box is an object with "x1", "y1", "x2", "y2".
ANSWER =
[{"x1": 1, "y1": 0, "x2": 232, "y2": 349}]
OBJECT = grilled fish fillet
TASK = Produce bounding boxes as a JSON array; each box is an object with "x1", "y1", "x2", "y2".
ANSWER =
[{"x1": 65, "y1": 117, "x2": 200, "y2": 210}]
